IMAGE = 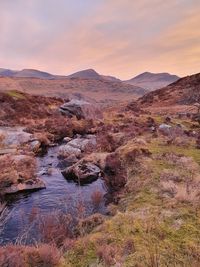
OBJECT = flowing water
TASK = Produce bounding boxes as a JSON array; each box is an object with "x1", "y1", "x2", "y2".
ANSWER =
[{"x1": 0, "y1": 145, "x2": 107, "y2": 244}]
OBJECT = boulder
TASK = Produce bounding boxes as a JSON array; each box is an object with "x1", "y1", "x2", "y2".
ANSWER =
[
  {"x1": 159, "y1": 124, "x2": 185, "y2": 137},
  {"x1": 58, "y1": 144, "x2": 81, "y2": 158},
  {"x1": 58, "y1": 135, "x2": 96, "y2": 158},
  {"x1": 62, "y1": 162, "x2": 101, "y2": 184},
  {"x1": 59, "y1": 99, "x2": 102, "y2": 120},
  {"x1": 57, "y1": 154, "x2": 79, "y2": 169}
]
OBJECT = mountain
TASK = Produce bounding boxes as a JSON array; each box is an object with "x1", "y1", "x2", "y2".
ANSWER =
[
  {"x1": 138, "y1": 73, "x2": 200, "y2": 107},
  {"x1": 67, "y1": 69, "x2": 122, "y2": 82},
  {"x1": 0, "y1": 68, "x2": 56, "y2": 79},
  {"x1": 0, "y1": 67, "x2": 147, "y2": 103},
  {"x1": 0, "y1": 76, "x2": 147, "y2": 103},
  {"x1": 67, "y1": 69, "x2": 101, "y2": 80},
  {"x1": 125, "y1": 72, "x2": 180, "y2": 91},
  {"x1": 0, "y1": 68, "x2": 17, "y2": 77},
  {"x1": 13, "y1": 69, "x2": 55, "y2": 79}
]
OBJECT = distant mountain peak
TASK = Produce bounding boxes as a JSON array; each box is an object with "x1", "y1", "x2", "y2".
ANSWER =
[
  {"x1": 124, "y1": 71, "x2": 180, "y2": 91},
  {"x1": 67, "y1": 69, "x2": 101, "y2": 79}
]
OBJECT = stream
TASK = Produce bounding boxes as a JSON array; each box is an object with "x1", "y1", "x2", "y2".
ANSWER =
[{"x1": 0, "y1": 145, "x2": 107, "y2": 245}]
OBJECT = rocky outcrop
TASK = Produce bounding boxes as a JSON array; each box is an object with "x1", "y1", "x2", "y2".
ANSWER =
[
  {"x1": 59, "y1": 99, "x2": 102, "y2": 120},
  {"x1": 0, "y1": 127, "x2": 32, "y2": 147},
  {"x1": 3, "y1": 178, "x2": 45, "y2": 194},
  {"x1": 62, "y1": 162, "x2": 102, "y2": 184},
  {"x1": 0, "y1": 127, "x2": 42, "y2": 153}
]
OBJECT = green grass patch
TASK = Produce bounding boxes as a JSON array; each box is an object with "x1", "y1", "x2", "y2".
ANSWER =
[
  {"x1": 6, "y1": 90, "x2": 26, "y2": 99},
  {"x1": 148, "y1": 139, "x2": 200, "y2": 165}
]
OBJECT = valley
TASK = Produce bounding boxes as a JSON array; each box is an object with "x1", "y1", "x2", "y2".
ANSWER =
[{"x1": 0, "y1": 71, "x2": 200, "y2": 266}]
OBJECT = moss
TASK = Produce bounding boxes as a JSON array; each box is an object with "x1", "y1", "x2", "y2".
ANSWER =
[
  {"x1": 6, "y1": 90, "x2": 26, "y2": 99},
  {"x1": 147, "y1": 139, "x2": 200, "y2": 165},
  {"x1": 65, "y1": 239, "x2": 97, "y2": 267}
]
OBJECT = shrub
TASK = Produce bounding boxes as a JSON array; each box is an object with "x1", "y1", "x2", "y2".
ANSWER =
[
  {"x1": 91, "y1": 190, "x2": 103, "y2": 210},
  {"x1": 37, "y1": 211, "x2": 73, "y2": 246},
  {"x1": 104, "y1": 153, "x2": 127, "y2": 193},
  {"x1": 0, "y1": 245, "x2": 25, "y2": 267},
  {"x1": 77, "y1": 213, "x2": 104, "y2": 236},
  {"x1": 96, "y1": 244, "x2": 120, "y2": 266},
  {"x1": 0, "y1": 154, "x2": 37, "y2": 189},
  {"x1": 26, "y1": 244, "x2": 61, "y2": 267}
]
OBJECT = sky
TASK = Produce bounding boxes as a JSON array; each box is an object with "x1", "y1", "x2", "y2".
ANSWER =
[{"x1": 0, "y1": 0, "x2": 199, "y2": 79}]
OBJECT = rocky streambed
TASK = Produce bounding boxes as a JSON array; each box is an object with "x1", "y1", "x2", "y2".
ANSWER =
[{"x1": 0, "y1": 132, "x2": 108, "y2": 245}]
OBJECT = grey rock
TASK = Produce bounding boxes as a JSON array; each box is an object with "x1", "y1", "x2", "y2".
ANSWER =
[
  {"x1": 62, "y1": 162, "x2": 101, "y2": 184},
  {"x1": 58, "y1": 144, "x2": 81, "y2": 158},
  {"x1": 59, "y1": 99, "x2": 102, "y2": 120}
]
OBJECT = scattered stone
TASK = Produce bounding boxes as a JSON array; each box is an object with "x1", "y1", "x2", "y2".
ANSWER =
[
  {"x1": 158, "y1": 124, "x2": 172, "y2": 135},
  {"x1": 63, "y1": 137, "x2": 72, "y2": 143}
]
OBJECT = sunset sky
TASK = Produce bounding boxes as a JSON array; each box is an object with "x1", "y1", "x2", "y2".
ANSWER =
[{"x1": 0, "y1": 0, "x2": 199, "y2": 79}]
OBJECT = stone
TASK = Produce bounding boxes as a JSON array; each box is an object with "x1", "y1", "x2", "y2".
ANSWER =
[
  {"x1": 59, "y1": 99, "x2": 102, "y2": 120},
  {"x1": 158, "y1": 124, "x2": 172, "y2": 136},
  {"x1": 0, "y1": 127, "x2": 42, "y2": 153},
  {"x1": 62, "y1": 162, "x2": 101, "y2": 184},
  {"x1": 63, "y1": 137, "x2": 72, "y2": 143},
  {"x1": 29, "y1": 140, "x2": 41, "y2": 153},
  {"x1": 0, "y1": 127, "x2": 32, "y2": 147},
  {"x1": 57, "y1": 154, "x2": 79, "y2": 169},
  {"x1": 58, "y1": 135, "x2": 96, "y2": 158},
  {"x1": 67, "y1": 136, "x2": 96, "y2": 151},
  {"x1": 58, "y1": 144, "x2": 81, "y2": 158}
]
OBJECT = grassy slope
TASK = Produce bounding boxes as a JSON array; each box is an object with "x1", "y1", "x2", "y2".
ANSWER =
[{"x1": 62, "y1": 116, "x2": 200, "y2": 267}]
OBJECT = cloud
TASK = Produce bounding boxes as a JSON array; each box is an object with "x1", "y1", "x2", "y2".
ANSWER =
[{"x1": 0, "y1": 0, "x2": 199, "y2": 78}]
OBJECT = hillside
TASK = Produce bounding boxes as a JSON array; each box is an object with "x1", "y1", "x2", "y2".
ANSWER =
[
  {"x1": 125, "y1": 72, "x2": 179, "y2": 91},
  {"x1": 139, "y1": 73, "x2": 200, "y2": 108},
  {"x1": 0, "y1": 76, "x2": 147, "y2": 104}
]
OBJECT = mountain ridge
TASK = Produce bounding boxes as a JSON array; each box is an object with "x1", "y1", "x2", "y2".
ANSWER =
[{"x1": 124, "y1": 71, "x2": 180, "y2": 91}]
